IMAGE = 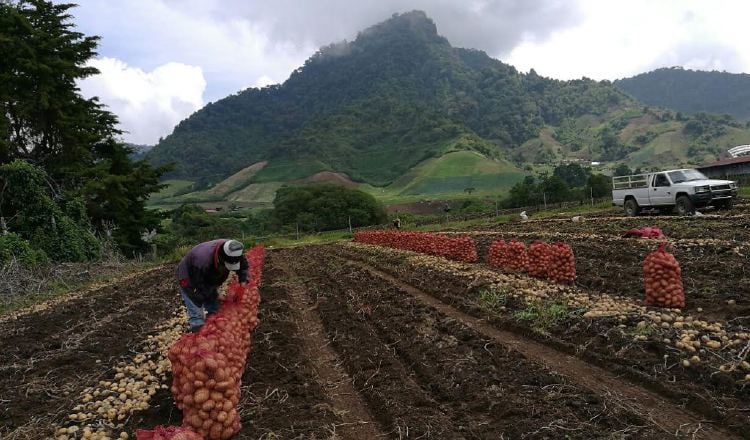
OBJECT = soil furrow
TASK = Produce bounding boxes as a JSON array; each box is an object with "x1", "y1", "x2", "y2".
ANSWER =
[
  {"x1": 345, "y1": 258, "x2": 738, "y2": 440},
  {"x1": 272, "y1": 255, "x2": 385, "y2": 439},
  {"x1": 279, "y1": 252, "x2": 462, "y2": 438},
  {"x1": 234, "y1": 265, "x2": 345, "y2": 438}
]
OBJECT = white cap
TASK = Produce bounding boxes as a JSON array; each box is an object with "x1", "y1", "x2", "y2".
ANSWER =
[{"x1": 223, "y1": 240, "x2": 243, "y2": 271}]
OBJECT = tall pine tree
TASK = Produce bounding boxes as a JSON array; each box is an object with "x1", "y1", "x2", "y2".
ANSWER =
[{"x1": 0, "y1": 0, "x2": 168, "y2": 256}]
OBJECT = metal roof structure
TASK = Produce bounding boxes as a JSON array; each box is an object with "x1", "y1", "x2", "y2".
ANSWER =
[
  {"x1": 697, "y1": 155, "x2": 750, "y2": 169},
  {"x1": 728, "y1": 144, "x2": 750, "y2": 158}
]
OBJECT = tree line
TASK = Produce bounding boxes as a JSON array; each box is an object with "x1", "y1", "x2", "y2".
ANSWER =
[{"x1": 0, "y1": 1, "x2": 167, "y2": 266}]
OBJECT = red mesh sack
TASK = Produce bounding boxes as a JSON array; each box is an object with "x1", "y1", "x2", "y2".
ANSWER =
[
  {"x1": 505, "y1": 240, "x2": 529, "y2": 272},
  {"x1": 354, "y1": 230, "x2": 478, "y2": 262},
  {"x1": 547, "y1": 242, "x2": 576, "y2": 284},
  {"x1": 488, "y1": 240, "x2": 507, "y2": 268},
  {"x1": 623, "y1": 226, "x2": 665, "y2": 239},
  {"x1": 527, "y1": 241, "x2": 552, "y2": 279},
  {"x1": 643, "y1": 243, "x2": 685, "y2": 308},
  {"x1": 165, "y1": 246, "x2": 265, "y2": 439},
  {"x1": 136, "y1": 426, "x2": 203, "y2": 440},
  {"x1": 488, "y1": 240, "x2": 528, "y2": 272}
]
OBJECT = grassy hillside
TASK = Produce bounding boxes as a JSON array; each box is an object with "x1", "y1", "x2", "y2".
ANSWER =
[
  {"x1": 515, "y1": 107, "x2": 750, "y2": 171},
  {"x1": 204, "y1": 161, "x2": 267, "y2": 196},
  {"x1": 149, "y1": 150, "x2": 526, "y2": 208},
  {"x1": 227, "y1": 182, "x2": 284, "y2": 205},
  {"x1": 393, "y1": 151, "x2": 523, "y2": 195}
]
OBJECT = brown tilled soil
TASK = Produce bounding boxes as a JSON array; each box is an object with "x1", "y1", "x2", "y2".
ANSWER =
[
  {"x1": 0, "y1": 266, "x2": 179, "y2": 438},
  {"x1": 275, "y1": 247, "x2": 697, "y2": 439},
  {"x1": 4, "y1": 241, "x2": 749, "y2": 439},
  {"x1": 333, "y1": 244, "x2": 750, "y2": 437}
]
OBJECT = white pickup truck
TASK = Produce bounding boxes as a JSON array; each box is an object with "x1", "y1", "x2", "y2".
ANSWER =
[{"x1": 612, "y1": 169, "x2": 738, "y2": 216}]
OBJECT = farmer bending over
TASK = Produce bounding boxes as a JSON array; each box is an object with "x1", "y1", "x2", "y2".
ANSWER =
[{"x1": 177, "y1": 239, "x2": 249, "y2": 332}]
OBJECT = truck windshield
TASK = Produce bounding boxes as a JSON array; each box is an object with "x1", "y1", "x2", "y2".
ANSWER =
[{"x1": 667, "y1": 169, "x2": 707, "y2": 183}]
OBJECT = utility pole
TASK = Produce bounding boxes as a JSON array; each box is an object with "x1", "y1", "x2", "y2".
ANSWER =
[
  {"x1": 348, "y1": 216, "x2": 352, "y2": 234},
  {"x1": 296, "y1": 223, "x2": 300, "y2": 240},
  {"x1": 543, "y1": 192, "x2": 547, "y2": 211},
  {"x1": 590, "y1": 186, "x2": 594, "y2": 206}
]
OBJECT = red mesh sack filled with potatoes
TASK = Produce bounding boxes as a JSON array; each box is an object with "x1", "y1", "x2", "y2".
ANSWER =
[
  {"x1": 643, "y1": 243, "x2": 685, "y2": 308},
  {"x1": 547, "y1": 242, "x2": 576, "y2": 284},
  {"x1": 354, "y1": 230, "x2": 478, "y2": 262},
  {"x1": 527, "y1": 241, "x2": 552, "y2": 279},
  {"x1": 164, "y1": 246, "x2": 264, "y2": 440},
  {"x1": 488, "y1": 239, "x2": 529, "y2": 272},
  {"x1": 505, "y1": 240, "x2": 529, "y2": 272},
  {"x1": 136, "y1": 426, "x2": 203, "y2": 440},
  {"x1": 488, "y1": 240, "x2": 508, "y2": 268}
]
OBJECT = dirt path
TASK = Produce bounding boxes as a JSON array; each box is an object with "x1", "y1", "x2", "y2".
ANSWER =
[
  {"x1": 273, "y1": 256, "x2": 385, "y2": 439},
  {"x1": 346, "y1": 258, "x2": 739, "y2": 440}
]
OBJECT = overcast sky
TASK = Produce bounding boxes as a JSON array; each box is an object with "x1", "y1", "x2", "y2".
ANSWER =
[{"x1": 65, "y1": 0, "x2": 750, "y2": 145}]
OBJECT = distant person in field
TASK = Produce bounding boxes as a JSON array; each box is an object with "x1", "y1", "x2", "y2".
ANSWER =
[
  {"x1": 393, "y1": 217, "x2": 401, "y2": 229},
  {"x1": 177, "y1": 239, "x2": 249, "y2": 332}
]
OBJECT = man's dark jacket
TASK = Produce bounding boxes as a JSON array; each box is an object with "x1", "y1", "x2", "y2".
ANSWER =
[{"x1": 177, "y1": 239, "x2": 249, "y2": 304}]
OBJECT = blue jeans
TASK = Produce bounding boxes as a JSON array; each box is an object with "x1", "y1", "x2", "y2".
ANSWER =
[{"x1": 179, "y1": 287, "x2": 219, "y2": 330}]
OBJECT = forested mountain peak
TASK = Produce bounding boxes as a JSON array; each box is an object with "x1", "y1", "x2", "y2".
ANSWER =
[
  {"x1": 615, "y1": 67, "x2": 750, "y2": 120},
  {"x1": 147, "y1": 11, "x2": 634, "y2": 189}
]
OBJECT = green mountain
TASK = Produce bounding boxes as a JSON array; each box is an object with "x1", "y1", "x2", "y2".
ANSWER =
[
  {"x1": 126, "y1": 143, "x2": 153, "y2": 160},
  {"x1": 146, "y1": 12, "x2": 750, "y2": 208},
  {"x1": 615, "y1": 67, "x2": 750, "y2": 120}
]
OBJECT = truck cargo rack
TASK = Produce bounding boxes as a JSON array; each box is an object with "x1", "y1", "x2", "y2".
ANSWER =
[{"x1": 612, "y1": 174, "x2": 649, "y2": 190}]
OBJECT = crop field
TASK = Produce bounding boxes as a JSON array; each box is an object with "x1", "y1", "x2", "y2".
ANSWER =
[{"x1": 2, "y1": 204, "x2": 749, "y2": 439}]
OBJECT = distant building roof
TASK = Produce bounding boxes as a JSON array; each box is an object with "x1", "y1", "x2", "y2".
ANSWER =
[
  {"x1": 698, "y1": 155, "x2": 750, "y2": 169},
  {"x1": 728, "y1": 144, "x2": 750, "y2": 158}
]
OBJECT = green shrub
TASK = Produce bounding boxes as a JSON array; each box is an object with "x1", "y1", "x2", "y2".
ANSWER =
[
  {"x1": 0, "y1": 160, "x2": 100, "y2": 262},
  {"x1": 0, "y1": 233, "x2": 48, "y2": 267}
]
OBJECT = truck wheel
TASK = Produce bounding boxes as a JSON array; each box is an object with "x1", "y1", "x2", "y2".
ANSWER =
[
  {"x1": 676, "y1": 195, "x2": 695, "y2": 216},
  {"x1": 624, "y1": 199, "x2": 640, "y2": 217},
  {"x1": 716, "y1": 199, "x2": 734, "y2": 210},
  {"x1": 658, "y1": 206, "x2": 674, "y2": 215}
]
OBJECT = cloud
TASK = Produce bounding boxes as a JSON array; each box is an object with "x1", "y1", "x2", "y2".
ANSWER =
[
  {"x1": 67, "y1": 0, "x2": 314, "y2": 102},
  {"x1": 78, "y1": 57, "x2": 206, "y2": 144},
  {"x1": 67, "y1": 0, "x2": 582, "y2": 99},
  {"x1": 211, "y1": 0, "x2": 583, "y2": 57},
  {"x1": 505, "y1": 0, "x2": 750, "y2": 80}
]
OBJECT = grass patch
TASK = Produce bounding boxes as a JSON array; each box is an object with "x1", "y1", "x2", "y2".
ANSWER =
[
  {"x1": 262, "y1": 230, "x2": 353, "y2": 248},
  {"x1": 149, "y1": 179, "x2": 195, "y2": 202},
  {"x1": 633, "y1": 321, "x2": 658, "y2": 337},
  {"x1": 252, "y1": 159, "x2": 331, "y2": 183},
  {"x1": 0, "y1": 260, "x2": 166, "y2": 317},
  {"x1": 514, "y1": 302, "x2": 575, "y2": 332},
  {"x1": 478, "y1": 286, "x2": 509, "y2": 312},
  {"x1": 393, "y1": 150, "x2": 525, "y2": 195}
]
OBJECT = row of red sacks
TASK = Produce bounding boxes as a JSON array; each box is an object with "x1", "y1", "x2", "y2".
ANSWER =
[
  {"x1": 354, "y1": 230, "x2": 478, "y2": 263},
  {"x1": 137, "y1": 246, "x2": 265, "y2": 440},
  {"x1": 357, "y1": 230, "x2": 683, "y2": 308},
  {"x1": 489, "y1": 240, "x2": 576, "y2": 284}
]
